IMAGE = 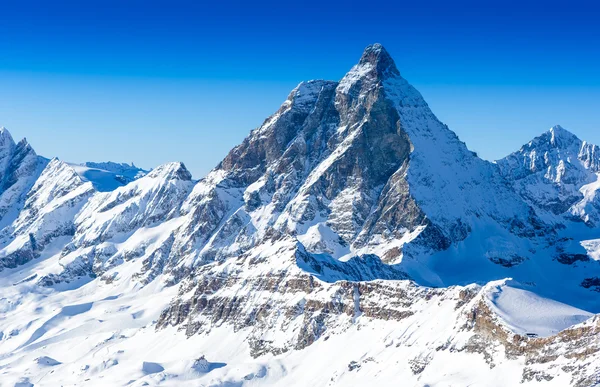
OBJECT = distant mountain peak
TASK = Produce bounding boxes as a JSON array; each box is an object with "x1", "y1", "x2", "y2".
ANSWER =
[
  {"x1": 148, "y1": 161, "x2": 192, "y2": 180},
  {"x1": 550, "y1": 124, "x2": 568, "y2": 133},
  {"x1": 498, "y1": 125, "x2": 600, "y2": 221},
  {"x1": 0, "y1": 127, "x2": 15, "y2": 150},
  {"x1": 548, "y1": 125, "x2": 579, "y2": 147},
  {"x1": 519, "y1": 125, "x2": 581, "y2": 153}
]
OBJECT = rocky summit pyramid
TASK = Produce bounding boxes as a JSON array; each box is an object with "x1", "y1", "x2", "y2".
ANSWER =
[
  {"x1": 163, "y1": 44, "x2": 542, "y2": 276},
  {"x1": 0, "y1": 45, "x2": 599, "y2": 386}
]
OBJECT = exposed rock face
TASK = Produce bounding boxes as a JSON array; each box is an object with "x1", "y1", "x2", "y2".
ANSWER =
[
  {"x1": 0, "y1": 128, "x2": 48, "y2": 228},
  {"x1": 158, "y1": 259, "x2": 600, "y2": 385},
  {"x1": 464, "y1": 299, "x2": 600, "y2": 386},
  {"x1": 157, "y1": 238, "x2": 432, "y2": 352}
]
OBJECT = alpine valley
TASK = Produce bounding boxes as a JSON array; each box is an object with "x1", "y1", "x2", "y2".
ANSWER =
[{"x1": 0, "y1": 44, "x2": 599, "y2": 387}]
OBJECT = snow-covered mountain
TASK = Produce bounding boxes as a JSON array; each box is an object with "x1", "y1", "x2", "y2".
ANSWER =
[
  {"x1": 0, "y1": 45, "x2": 599, "y2": 386},
  {"x1": 497, "y1": 125, "x2": 600, "y2": 226},
  {"x1": 0, "y1": 158, "x2": 94, "y2": 271}
]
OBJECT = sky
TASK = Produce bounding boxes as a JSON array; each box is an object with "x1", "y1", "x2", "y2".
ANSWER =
[{"x1": 1, "y1": 0, "x2": 599, "y2": 178}]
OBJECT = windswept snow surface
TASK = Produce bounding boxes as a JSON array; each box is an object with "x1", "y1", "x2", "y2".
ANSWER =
[
  {"x1": 0, "y1": 247, "x2": 181, "y2": 386},
  {"x1": 485, "y1": 280, "x2": 593, "y2": 337}
]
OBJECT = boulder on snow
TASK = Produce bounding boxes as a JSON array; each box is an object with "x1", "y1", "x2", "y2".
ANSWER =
[
  {"x1": 192, "y1": 355, "x2": 210, "y2": 372},
  {"x1": 142, "y1": 361, "x2": 164, "y2": 374},
  {"x1": 35, "y1": 356, "x2": 61, "y2": 366}
]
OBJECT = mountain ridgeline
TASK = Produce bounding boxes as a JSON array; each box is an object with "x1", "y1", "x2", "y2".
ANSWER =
[{"x1": 0, "y1": 44, "x2": 599, "y2": 386}]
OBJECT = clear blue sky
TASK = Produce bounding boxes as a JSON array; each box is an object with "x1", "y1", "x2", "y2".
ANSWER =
[{"x1": 1, "y1": 0, "x2": 599, "y2": 178}]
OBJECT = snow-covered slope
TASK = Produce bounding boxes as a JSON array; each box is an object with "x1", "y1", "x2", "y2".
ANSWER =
[
  {"x1": 0, "y1": 45, "x2": 599, "y2": 386},
  {"x1": 1, "y1": 248, "x2": 598, "y2": 386},
  {"x1": 0, "y1": 158, "x2": 94, "y2": 270},
  {"x1": 484, "y1": 280, "x2": 593, "y2": 337},
  {"x1": 35, "y1": 162, "x2": 195, "y2": 286}
]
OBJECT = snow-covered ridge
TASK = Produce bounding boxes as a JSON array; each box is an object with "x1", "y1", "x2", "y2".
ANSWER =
[
  {"x1": 81, "y1": 161, "x2": 148, "y2": 180},
  {"x1": 70, "y1": 161, "x2": 149, "y2": 192},
  {"x1": 0, "y1": 127, "x2": 48, "y2": 230}
]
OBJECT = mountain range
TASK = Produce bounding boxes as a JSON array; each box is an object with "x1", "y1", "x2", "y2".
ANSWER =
[{"x1": 0, "y1": 44, "x2": 598, "y2": 387}]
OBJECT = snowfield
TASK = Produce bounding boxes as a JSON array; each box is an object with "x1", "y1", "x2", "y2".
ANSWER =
[
  {"x1": 0, "y1": 44, "x2": 599, "y2": 386},
  {"x1": 0, "y1": 252, "x2": 595, "y2": 387},
  {"x1": 484, "y1": 280, "x2": 593, "y2": 337}
]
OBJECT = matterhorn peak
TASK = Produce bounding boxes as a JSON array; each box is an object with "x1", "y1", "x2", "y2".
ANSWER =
[
  {"x1": 357, "y1": 43, "x2": 399, "y2": 78},
  {"x1": 337, "y1": 43, "x2": 403, "y2": 94}
]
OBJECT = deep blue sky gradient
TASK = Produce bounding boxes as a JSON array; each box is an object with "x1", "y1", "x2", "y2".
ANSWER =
[{"x1": 1, "y1": 0, "x2": 599, "y2": 177}]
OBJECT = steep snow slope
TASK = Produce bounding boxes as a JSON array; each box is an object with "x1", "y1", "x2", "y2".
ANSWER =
[
  {"x1": 0, "y1": 128, "x2": 152, "y2": 274},
  {"x1": 0, "y1": 44, "x2": 599, "y2": 386},
  {"x1": 0, "y1": 159, "x2": 94, "y2": 270},
  {"x1": 38, "y1": 162, "x2": 196, "y2": 286}
]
